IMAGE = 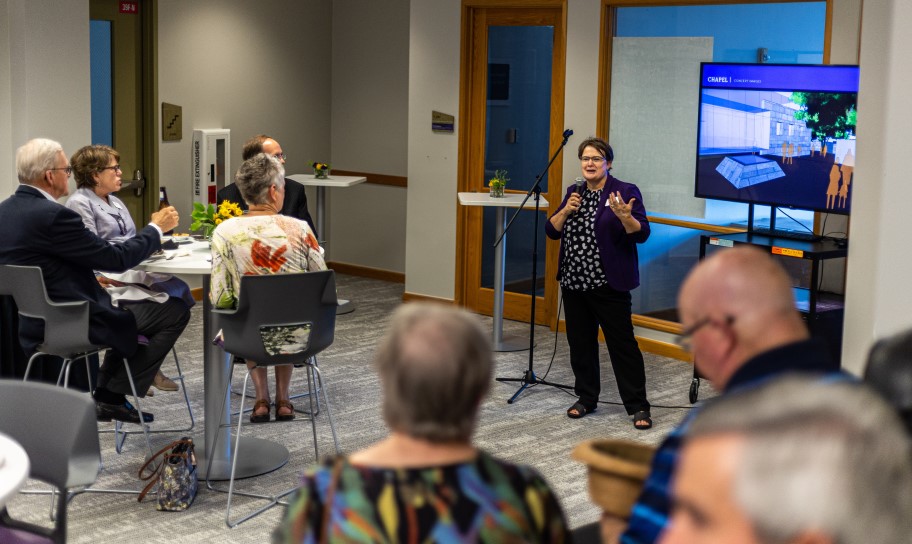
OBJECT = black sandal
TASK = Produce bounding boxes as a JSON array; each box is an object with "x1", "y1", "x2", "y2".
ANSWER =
[
  {"x1": 567, "y1": 401, "x2": 596, "y2": 419},
  {"x1": 633, "y1": 410, "x2": 652, "y2": 430}
]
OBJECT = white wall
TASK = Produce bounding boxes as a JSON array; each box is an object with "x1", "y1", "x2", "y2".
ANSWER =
[
  {"x1": 0, "y1": 0, "x2": 91, "y2": 197},
  {"x1": 156, "y1": 0, "x2": 332, "y2": 230},
  {"x1": 842, "y1": 0, "x2": 912, "y2": 374},
  {"x1": 405, "y1": 0, "x2": 463, "y2": 298},
  {"x1": 328, "y1": 0, "x2": 409, "y2": 273}
]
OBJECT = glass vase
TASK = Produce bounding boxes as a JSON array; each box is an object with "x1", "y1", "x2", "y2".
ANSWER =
[
  {"x1": 314, "y1": 168, "x2": 329, "y2": 180},
  {"x1": 489, "y1": 184, "x2": 504, "y2": 198}
]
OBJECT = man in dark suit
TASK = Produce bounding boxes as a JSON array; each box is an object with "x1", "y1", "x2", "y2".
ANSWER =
[
  {"x1": 216, "y1": 134, "x2": 317, "y2": 236},
  {"x1": 0, "y1": 138, "x2": 188, "y2": 424}
]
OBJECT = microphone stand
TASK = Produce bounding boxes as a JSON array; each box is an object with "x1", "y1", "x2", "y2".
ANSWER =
[{"x1": 494, "y1": 130, "x2": 574, "y2": 404}]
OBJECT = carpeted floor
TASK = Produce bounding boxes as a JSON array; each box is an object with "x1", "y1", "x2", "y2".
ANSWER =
[{"x1": 4, "y1": 274, "x2": 708, "y2": 543}]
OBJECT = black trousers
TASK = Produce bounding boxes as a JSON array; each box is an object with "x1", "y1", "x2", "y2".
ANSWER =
[
  {"x1": 97, "y1": 298, "x2": 191, "y2": 396},
  {"x1": 562, "y1": 283, "x2": 649, "y2": 414}
]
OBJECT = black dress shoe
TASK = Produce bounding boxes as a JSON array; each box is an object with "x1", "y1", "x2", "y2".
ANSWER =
[{"x1": 95, "y1": 400, "x2": 154, "y2": 424}]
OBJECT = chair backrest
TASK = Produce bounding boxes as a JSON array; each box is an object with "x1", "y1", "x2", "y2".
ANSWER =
[
  {"x1": 0, "y1": 380, "x2": 100, "y2": 490},
  {"x1": 0, "y1": 265, "x2": 97, "y2": 357},
  {"x1": 215, "y1": 270, "x2": 338, "y2": 367}
]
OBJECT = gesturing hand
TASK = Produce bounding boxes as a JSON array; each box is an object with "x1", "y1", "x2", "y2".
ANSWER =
[
  {"x1": 151, "y1": 205, "x2": 179, "y2": 233},
  {"x1": 607, "y1": 191, "x2": 635, "y2": 219}
]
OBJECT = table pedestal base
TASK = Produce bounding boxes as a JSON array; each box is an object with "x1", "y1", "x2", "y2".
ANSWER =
[
  {"x1": 494, "y1": 336, "x2": 533, "y2": 352},
  {"x1": 197, "y1": 436, "x2": 289, "y2": 481},
  {"x1": 336, "y1": 298, "x2": 355, "y2": 315}
]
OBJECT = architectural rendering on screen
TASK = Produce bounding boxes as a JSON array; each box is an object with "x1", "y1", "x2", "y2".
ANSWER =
[{"x1": 695, "y1": 64, "x2": 859, "y2": 214}]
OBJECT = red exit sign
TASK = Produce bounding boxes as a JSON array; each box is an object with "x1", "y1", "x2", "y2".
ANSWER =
[{"x1": 120, "y1": 1, "x2": 138, "y2": 14}]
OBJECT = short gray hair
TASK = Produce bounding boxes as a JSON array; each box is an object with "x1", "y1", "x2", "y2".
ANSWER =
[
  {"x1": 375, "y1": 303, "x2": 492, "y2": 442},
  {"x1": 17, "y1": 138, "x2": 64, "y2": 184},
  {"x1": 689, "y1": 376, "x2": 912, "y2": 544},
  {"x1": 865, "y1": 329, "x2": 912, "y2": 436},
  {"x1": 234, "y1": 153, "x2": 285, "y2": 206}
]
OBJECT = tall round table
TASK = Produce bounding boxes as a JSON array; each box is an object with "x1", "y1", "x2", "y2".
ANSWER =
[{"x1": 138, "y1": 241, "x2": 288, "y2": 480}]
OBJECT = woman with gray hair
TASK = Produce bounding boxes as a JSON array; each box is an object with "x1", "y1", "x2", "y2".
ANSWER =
[
  {"x1": 210, "y1": 153, "x2": 326, "y2": 423},
  {"x1": 277, "y1": 303, "x2": 569, "y2": 543}
]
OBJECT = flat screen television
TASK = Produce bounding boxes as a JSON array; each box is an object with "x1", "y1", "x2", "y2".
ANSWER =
[{"x1": 694, "y1": 63, "x2": 860, "y2": 216}]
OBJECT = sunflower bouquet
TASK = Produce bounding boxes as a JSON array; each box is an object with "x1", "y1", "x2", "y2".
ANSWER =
[{"x1": 190, "y1": 200, "x2": 243, "y2": 239}]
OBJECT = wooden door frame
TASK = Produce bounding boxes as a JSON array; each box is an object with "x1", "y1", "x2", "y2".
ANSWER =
[
  {"x1": 140, "y1": 0, "x2": 159, "y2": 223},
  {"x1": 455, "y1": 0, "x2": 567, "y2": 327}
]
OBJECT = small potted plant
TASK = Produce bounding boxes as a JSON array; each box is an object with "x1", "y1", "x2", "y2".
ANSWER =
[
  {"x1": 312, "y1": 161, "x2": 331, "y2": 179},
  {"x1": 488, "y1": 169, "x2": 509, "y2": 198},
  {"x1": 190, "y1": 200, "x2": 243, "y2": 239}
]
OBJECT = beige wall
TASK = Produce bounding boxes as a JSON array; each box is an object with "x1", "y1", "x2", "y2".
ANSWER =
[
  {"x1": 328, "y1": 0, "x2": 408, "y2": 273},
  {"x1": 156, "y1": 0, "x2": 332, "y2": 232},
  {"x1": 0, "y1": 0, "x2": 92, "y2": 197},
  {"x1": 405, "y1": 0, "x2": 462, "y2": 298},
  {"x1": 842, "y1": 0, "x2": 912, "y2": 374}
]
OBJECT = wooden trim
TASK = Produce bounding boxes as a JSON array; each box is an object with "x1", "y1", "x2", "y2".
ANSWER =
[
  {"x1": 326, "y1": 261, "x2": 405, "y2": 284},
  {"x1": 190, "y1": 287, "x2": 203, "y2": 302},
  {"x1": 402, "y1": 292, "x2": 457, "y2": 305},
  {"x1": 556, "y1": 318, "x2": 691, "y2": 362},
  {"x1": 637, "y1": 337, "x2": 692, "y2": 363},
  {"x1": 647, "y1": 216, "x2": 746, "y2": 234},
  {"x1": 633, "y1": 315, "x2": 682, "y2": 335},
  {"x1": 330, "y1": 170, "x2": 407, "y2": 188}
]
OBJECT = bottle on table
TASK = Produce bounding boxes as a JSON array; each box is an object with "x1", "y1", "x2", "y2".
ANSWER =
[{"x1": 159, "y1": 186, "x2": 174, "y2": 235}]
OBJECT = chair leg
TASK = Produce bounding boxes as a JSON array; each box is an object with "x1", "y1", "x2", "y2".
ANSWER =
[
  {"x1": 305, "y1": 363, "x2": 319, "y2": 460},
  {"x1": 309, "y1": 362, "x2": 339, "y2": 453},
  {"x1": 108, "y1": 348, "x2": 195, "y2": 452}
]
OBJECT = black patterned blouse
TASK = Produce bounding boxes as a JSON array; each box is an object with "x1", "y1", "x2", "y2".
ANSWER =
[{"x1": 559, "y1": 188, "x2": 607, "y2": 291}]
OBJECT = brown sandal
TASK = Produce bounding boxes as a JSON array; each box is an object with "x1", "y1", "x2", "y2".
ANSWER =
[
  {"x1": 275, "y1": 400, "x2": 295, "y2": 422},
  {"x1": 250, "y1": 399, "x2": 271, "y2": 423}
]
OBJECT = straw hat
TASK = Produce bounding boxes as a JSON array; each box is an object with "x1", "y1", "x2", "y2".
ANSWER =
[{"x1": 572, "y1": 439, "x2": 656, "y2": 518}]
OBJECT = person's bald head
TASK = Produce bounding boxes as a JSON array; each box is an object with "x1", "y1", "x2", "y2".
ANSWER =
[{"x1": 678, "y1": 246, "x2": 807, "y2": 388}]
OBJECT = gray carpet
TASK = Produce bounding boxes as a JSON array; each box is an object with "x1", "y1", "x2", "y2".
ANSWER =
[{"x1": 5, "y1": 274, "x2": 709, "y2": 542}]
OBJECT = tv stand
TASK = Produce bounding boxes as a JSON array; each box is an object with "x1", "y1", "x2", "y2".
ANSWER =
[{"x1": 749, "y1": 227, "x2": 822, "y2": 242}]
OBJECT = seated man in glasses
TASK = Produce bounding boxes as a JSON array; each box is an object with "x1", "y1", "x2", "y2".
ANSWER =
[
  {"x1": 217, "y1": 134, "x2": 317, "y2": 236},
  {"x1": 0, "y1": 138, "x2": 188, "y2": 425},
  {"x1": 598, "y1": 246, "x2": 842, "y2": 544}
]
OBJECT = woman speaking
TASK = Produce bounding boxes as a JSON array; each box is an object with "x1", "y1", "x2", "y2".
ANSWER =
[{"x1": 545, "y1": 137, "x2": 652, "y2": 429}]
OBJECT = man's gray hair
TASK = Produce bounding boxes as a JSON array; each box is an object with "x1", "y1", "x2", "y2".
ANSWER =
[
  {"x1": 234, "y1": 153, "x2": 285, "y2": 206},
  {"x1": 375, "y1": 303, "x2": 492, "y2": 442},
  {"x1": 16, "y1": 138, "x2": 64, "y2": 184},
  {"x1": 689, "y1": 375, "x2": 912, "y2": 544}
]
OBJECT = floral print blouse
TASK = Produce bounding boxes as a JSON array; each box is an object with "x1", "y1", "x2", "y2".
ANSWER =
[
  {"x1": 209, "y1": 214, "x2": 326, "y2": 309},
  {"x1": 275, "y1": 451, "x2": 569, "y2": 544}
]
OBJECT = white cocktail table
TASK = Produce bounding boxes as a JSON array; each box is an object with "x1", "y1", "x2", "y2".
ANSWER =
[
  {"x1": 287, "y1": 174, "x2": 368, "y2": 315},
  {"x1": 0, "y1": 432, "x2": 29, "y2": 510},
  {"x1": 457, "y1": 192, "x2": 549, "y2": 352},
  {"x1": 138, "y1": 241, "x2": 288, "y2": 480}
]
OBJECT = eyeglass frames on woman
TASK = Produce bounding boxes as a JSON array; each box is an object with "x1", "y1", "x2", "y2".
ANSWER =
[
  {"x1": 49, "y1": 166, "x2": 73, "y2": 175},
  {"x1": 674, "y1": 315, "x2": 735, "y2": 352},
  {"x1": 580, "y1": 156, "x2": 605, "y2": 164},
  {"x1": 98, "y1": 165, "x2": 122, "y2": 173}
]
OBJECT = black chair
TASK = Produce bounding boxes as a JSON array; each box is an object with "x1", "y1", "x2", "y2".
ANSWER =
[
  {"x1": 0, "y1": 380, "x2": 100, "y2": 544},
  {"x1": 206, "y1": 270, "x2": 340, "y2": 527},
  {"x1": 0, "y1": 264, "x2": 155, "y2": 457}
]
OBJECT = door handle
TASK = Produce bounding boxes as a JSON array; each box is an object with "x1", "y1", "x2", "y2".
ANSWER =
[{"x1": 120, "y1": 169, "x2": 146, "y2": 197}]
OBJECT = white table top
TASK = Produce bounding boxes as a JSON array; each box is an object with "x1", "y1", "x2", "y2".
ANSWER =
[
  {"x1": 457, "y1": 192, "x2": 550, "y2": 208},
  {"x1": 137, "y1": 240, "x2": 212, "y2": 275},
  {"x1": 0, "y1": 432, "x2": 30, "y2": 510},
  {"x1": 286, "y1": 174, "x2": 367, "y2": 188}
]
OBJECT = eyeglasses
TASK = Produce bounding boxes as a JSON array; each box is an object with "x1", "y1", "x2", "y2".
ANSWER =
[
  {"x1": 49, "y1": 166, "x2": 73, "y2": 176},
  {"x1": 273, "y1": 153, "x2": 287, "y2": 161},
  {"x1": 99, "y1": 165, "x2": 122, "y2": 173},
  {"x1": 674, "y1": 315, "x2": 735, "y2": 351},
  {"x1": 580, "y1": 156, "x2": 605, "y2": 164}
]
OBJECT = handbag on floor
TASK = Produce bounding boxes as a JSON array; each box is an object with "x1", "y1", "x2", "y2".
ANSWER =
[{"x1": 138, "y1": 437, "x2": 199, "y2": 511}]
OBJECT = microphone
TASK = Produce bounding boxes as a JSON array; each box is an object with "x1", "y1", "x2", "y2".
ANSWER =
[
  {"x1": 563, "y1": 128, "x2": 574, "y2": 139},
  {"x1": 572, "y1": 177, "x2": 584, "y2": 214}
]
